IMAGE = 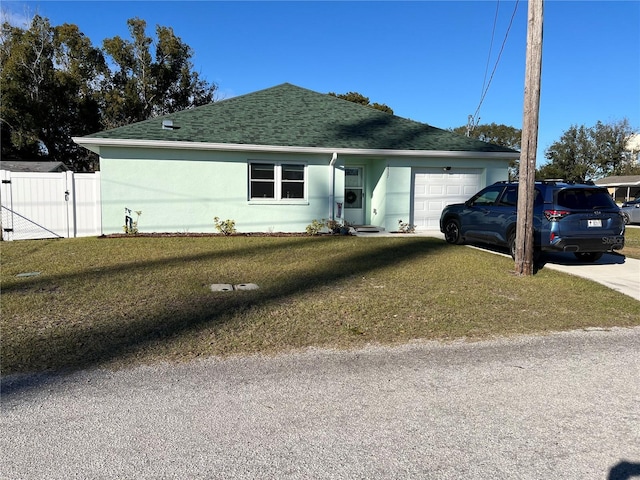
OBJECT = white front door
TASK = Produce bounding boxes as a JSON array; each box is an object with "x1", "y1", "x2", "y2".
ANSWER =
[{"x1": 344, "y1": 167, "x2": 364, "y2": 225}]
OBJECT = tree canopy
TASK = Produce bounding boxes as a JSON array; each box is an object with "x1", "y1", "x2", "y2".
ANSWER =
[
  {"x1": 101, "y1": 18, "x2": 215, "y2": 129},
  {"x1": 327, "y1": 91, "x2": 394, "y2": 114},
  {"x1": 0, "y1": 16, "x2": 107, "y2": 168},
  {"x1": 451, "y1": 123, "x2": 521, "y2": 179},
  {"x1": 0, "y1": 15, "x2": 217, "y2": 171},
  {"x1": 451, "y1": 122, "x2": 521, "y2": 150},
  {"x1": 537, "y1": 119, "x2": 639, "y2": 182}
]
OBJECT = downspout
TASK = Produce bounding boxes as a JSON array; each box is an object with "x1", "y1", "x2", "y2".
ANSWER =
[{"x1": 329, "y1": 152, "x2": 338, "y2": 220}]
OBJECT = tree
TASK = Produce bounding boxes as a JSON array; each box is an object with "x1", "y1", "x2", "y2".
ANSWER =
[
  {"x1": 538, "y1": 119, "x2": 638, "y2": 182},
  {"x1": 49, "y1": 23, "x2": 108, "y2": 170},
  {"x1": 591, "y1": 119, "x2": 639, "y2": 176},
  {"x1": 327, "y1": 91, "x2": 393, "y2": 114},
  {"x1": 451, "y1": 123, "x2": 522, "y2": 179},
  {"x1": 102, "y1": 18, "x2": 216, "y2": 128},
  {"x1": 0, "y1": 16, "x2": 107, "y2": 170},
  {"x1": 1, "y1": 15, "x2": 56, "y2": 161},
  {"x1": 452, "y1": 122, "x2": 521, "y2": 150},
  {"x1": 1, "y1": 15, "x2": 218, "y2": 171}
]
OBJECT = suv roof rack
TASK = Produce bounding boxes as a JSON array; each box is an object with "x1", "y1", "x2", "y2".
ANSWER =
[
  {"x1": 556, "y1": 180, "x2": 597, "y2": 186},
  {"x1": 491, "y1": 179, "x2": 598, "y2": 187}
]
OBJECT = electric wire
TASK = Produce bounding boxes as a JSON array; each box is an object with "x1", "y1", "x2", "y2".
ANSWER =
[
  {"x1": 481, "y1": 1, "x2": 501, "y2": 114},
  {"x1": 470, "y1": 0, "x2": 521, "y2": 131}
]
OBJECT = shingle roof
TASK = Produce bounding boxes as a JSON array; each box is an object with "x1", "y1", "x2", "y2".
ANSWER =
[
  {"x1": 0, "y1": 161, "x2": 69, "y2": 172},
  {"x1": 595, "y1": 175, "x2": 640, "y2": 186},
  {"x1": 85, "y1": 83, "x2": 516, "y2": 153}
]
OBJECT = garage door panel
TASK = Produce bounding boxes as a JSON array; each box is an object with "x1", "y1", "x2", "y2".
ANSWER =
[
  {"x1": 446, "y1": 185, "x2": 463, "y2": 195},
  {"x1": 428, "y1": 200, "x2": 446, "y2": 212},
  {"x1": 414, "y1": 184, "x2": 427, "y2": 196},
  {"x1": 413, "y1": 168, "x2": 482, "y2": 230}
]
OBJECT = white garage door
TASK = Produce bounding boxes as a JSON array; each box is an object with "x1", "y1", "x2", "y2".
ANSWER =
[{"x1": 412, "y1": 168, "x2": 482, "y2": 230}]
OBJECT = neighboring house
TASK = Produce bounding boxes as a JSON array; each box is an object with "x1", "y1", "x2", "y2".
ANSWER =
[
  {"x1": 595, "y1": 175, "x2": 640, "y2": 204},
  {"x1": 0, "y1": 161, "x2": 69, "y2": 172},
  {"x1": 73, "y1": 83, "x2": 518, "y2": 234}
]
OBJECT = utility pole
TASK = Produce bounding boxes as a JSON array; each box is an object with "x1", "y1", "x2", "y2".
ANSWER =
[{"x1": 515, "y1": 0, "x2": 544, "y2": 276}]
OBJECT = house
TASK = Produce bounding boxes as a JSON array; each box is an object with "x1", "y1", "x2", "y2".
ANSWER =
[
  {"x1": 595, "y1": 175, "x2": 640, "y2": 204},
  {"x1": 0, "y1": 161, "x2": 69, "y2": 172},
  {"x1": 73, "y1": 83, "x2": 519, "y2": 234}
]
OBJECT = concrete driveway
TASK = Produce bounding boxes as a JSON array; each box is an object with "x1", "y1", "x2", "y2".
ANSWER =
[
  {"x1": 2, "y1": 328, "x2": 639, "y2": 479},
  {"x1": 541, "y1": 252, "x2": 640, "y2": 301}
]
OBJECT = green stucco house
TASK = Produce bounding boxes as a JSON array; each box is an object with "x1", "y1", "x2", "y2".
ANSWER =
[{"x1": 74, "y1": 83, "x2": 519, "y2": 234}]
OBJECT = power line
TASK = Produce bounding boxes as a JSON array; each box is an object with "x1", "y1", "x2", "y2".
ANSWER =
[
  {"x1": 481, "y1": 1, "x2": 501, "y2": 111},
  {"x1": 468, "y1": 0, "x2": 521, "y2": 135}
]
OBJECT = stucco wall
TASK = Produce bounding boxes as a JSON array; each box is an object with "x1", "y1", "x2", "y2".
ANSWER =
[
  {"x1": 99, "y1": 147, "x2": 340, "y2": 234},
  {"x1": 368, "y1": 157, "x2": 509, "y2": 232},
  {"x1": 98, "y1": 147, "x2": 510, "y2": 234}
]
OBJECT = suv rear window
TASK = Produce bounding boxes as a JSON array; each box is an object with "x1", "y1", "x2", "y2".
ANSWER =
[{"x1": 556, "y1": 188, "x2": 617, "y2": 210}]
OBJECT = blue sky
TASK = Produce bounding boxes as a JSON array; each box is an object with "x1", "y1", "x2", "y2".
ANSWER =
[{"x1": 3, "y1": 1, "x2": 639, "y2": 164}]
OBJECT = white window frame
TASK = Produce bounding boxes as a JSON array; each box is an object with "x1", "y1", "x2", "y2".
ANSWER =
[{"x1": 248, "y1": 161, "x2": 308, "y2": 204}]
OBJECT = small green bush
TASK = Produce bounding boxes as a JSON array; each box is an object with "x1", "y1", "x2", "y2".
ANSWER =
[
  {"x1": 214, "y1": 217, "x2": 237, "y2": 235},
  {"x1": 306, "y1": 219, "x2": 324, "y2": 236}
]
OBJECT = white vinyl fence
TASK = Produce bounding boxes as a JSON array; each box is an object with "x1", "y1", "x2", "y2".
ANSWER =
[{"x1": 1, "y1": 170, "x2": 101, "y2": 241}]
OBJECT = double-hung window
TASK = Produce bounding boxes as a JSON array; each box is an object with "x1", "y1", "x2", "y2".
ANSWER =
[{"x1": 249, "y1": 162, "x2": 306, "y2": 201}]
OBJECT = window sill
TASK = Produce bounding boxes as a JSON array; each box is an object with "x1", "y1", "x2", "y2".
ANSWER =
[{"x1": 248, "y1": 200, "x2": 309, "y2": 206}]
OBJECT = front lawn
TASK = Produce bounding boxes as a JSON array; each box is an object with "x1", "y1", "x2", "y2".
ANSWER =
[
  {"x1": 621, "y1": 227, "x2": 640, "y2": 259},
  {"x1": 2, "y1": 235, "x2": 639, "y2": 375}
]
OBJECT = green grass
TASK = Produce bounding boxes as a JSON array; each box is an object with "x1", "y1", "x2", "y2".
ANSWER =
[
  {"x1": 2, "y1": 235, "x2": 639, "y2": 375},
  {"x1": 621, "y1": 227, "x2": 640, "y2": 259}
]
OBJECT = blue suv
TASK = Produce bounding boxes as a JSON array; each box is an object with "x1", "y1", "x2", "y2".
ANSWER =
[{"x1": 439, "y1": 181, "x2": 625, "y2": 262}]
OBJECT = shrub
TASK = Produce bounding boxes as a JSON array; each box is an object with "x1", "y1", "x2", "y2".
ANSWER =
[
  {"x1": 123, "y1": 209, "x2": 142, "y2": 234},
  {"x1": 398, "y1": 219, "x2": 416, "y2": 233},
  {"x1": 306, "y1": 219, "x2": 324, "y2": 236},
  {"x1": 214, "y1": 217, "x2": 237, "y2": 235}
]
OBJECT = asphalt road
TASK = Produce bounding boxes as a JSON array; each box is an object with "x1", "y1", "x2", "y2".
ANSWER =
[{"x1": 2, "y1": 327, "x2": 639, "y2": 479}]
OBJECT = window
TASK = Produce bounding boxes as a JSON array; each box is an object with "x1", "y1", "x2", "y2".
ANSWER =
[
  {"x1": 470, "y1": 186, "x2": 503, "y2": 206},
  {"x1": 556, "y1": 188, "x2": 617, "y2": 210},
  {"x1": 250, "y1": 163, "x2": 275, "y2": 199},
  {"x1": 498, "y1": 186, "x2": 518, "y2": 206},
  {"x1": 249, "y1": 162, "x2": 306, "y2": 201},
  {"x1": 281, "y1": 164, "x2": 304, "y2": 199}
]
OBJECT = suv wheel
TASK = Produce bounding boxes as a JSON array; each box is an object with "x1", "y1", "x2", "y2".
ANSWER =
[
  {"x1": 621, "y1": 212, "x2": 630, "y2": 225},
  {"x1": 508, "y1": 232, "x2": 517, "y2": 259},
  {"x1": 443, "y1": 219, "x2": 463, "y2": 245},
  {"x1": 574, "y1": 252, "x2": 603, "y2": 262}
]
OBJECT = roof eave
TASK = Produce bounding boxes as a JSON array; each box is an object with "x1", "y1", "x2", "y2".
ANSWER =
[{"x1": 72, "y1": 137, "x2": 519, "y2": 160}]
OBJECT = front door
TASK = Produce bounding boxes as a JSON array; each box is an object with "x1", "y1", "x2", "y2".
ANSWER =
[{"x1": 344, "y1": 167, "x2": 364, "y2": 225}]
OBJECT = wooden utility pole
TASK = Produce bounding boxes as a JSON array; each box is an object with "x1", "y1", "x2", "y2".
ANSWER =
[{"x1": 515, "y1": 0, "x2": 544, "y2": 276}]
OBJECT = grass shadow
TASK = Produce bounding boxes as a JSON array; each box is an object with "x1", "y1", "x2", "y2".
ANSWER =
[{"x1": 1, "y1": 236, "x2": 447, "y2": 396}]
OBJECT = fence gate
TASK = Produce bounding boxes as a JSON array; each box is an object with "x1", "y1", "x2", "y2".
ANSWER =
[{"x1": 1, "y1": 170, "x2": 101, "y2": 241}]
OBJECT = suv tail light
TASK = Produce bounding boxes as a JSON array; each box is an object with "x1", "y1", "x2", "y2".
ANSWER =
[{"x1": 544, "y1": 209, "x2": 571, "y2": 221}]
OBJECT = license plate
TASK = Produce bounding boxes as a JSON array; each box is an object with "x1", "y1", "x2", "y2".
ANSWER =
[{"x1": 588, "y1": 219, "x2": 602, "y2": 228}]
